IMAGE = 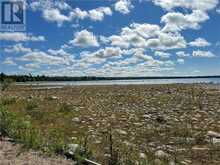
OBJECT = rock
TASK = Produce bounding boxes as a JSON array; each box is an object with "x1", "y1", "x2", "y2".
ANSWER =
[
  {"x1": 213, "y1": 138, "x2": 220, "y2": 145},
  {"x1": 139, "y1": 153, "x2": 146, "y2": 159},
  {"x1": 192, "y1": 147, "x2": 209, "y2": 151},
  {"x1": 143, "y1": 114, "x2": 151, "y2": 118},
  {"x1": 134, "y1": 123, "x2": 142, "y2": 126},
  {"x1": 51, "y1": 96, "x2": 58, "y2": 100},
  {"x1": 71, "y1": 137, "x2": 77, "y2": 141},
  {"x1": 72, "y1": 117, "x2": 80, "y2": 122},
  {"x1": 88, "y1": 117, "x2": 94, "y2": 121},
  {"x1": 207, "y1": 131, "x2": 220, "y2": 138},
  {"x1": 116, "y1": 129, "x2": 127, "y2": 135},
  {"x1": 66, "y1": 144, "x2": 79, "y2": 156},
  {"x1": 155, "y1": 150, "x2": 169, "y2": 158},
  {"x1": 156, "y1": 116, "x2": 166, "y2": 123},
  {"x1": 94, "y1": 140, "x2": 101, "y2": 144}
]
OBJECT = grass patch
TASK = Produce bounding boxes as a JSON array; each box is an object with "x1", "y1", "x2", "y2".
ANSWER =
[
  {"x1": 0, "y1": 104, "x2": 92, "y2": 163},
  {"x1": 0, "y1": 97, "x2": 16, "y2": 105}
]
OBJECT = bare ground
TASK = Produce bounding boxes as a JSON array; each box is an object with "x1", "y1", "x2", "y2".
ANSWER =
[{"x1": 0, "y1": 138, "x2": 73, "y2": 165}]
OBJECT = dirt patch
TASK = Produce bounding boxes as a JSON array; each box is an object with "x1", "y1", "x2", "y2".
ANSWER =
[{"x1": 0, "y1": 138, "x2": 73, "y2": 165}]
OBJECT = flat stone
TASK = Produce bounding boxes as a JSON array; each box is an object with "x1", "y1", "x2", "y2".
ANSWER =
[{"x1": 207, "y1": 131, "x2": 220, "y2": 138}]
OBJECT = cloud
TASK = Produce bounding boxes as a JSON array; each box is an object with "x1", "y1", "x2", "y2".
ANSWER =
[
  {"x1": 30, "y1": 0, "x2": 70, "y2": 11},
  {"x1": 4, "y1": 44, "x2": 32, "y2": 53},
  {"x1": 30, "y1": 1, "x2": 51, "y2": 11},
  {"x1": 0, "y1": 32, "x2": 45, "y2": 42},
  {"x1": 24, "y1": 63, "x2": 40, "y2": 69},
  {"x1": 123, "y1": 23, "x2": 161, "y2": 39},
  {"x1": 42, "y1": 9, "x2": 70, "y2": 26},
  {"x1": 30, "y1": 1, "x2": 112, "y2": 25},
  {"x1": 48, "y1": 48, "x2": 71, "y2": 57},
  {"x1": 47, "y1": 48, "x2": 74, "y2": 64},
  {"x1": 54, "y1": 1, "x2": 71, "y2": 10},
  {"x1": 107, "y1": 23, "x2": 186, "y2": 50},
  {"x1": 19, "y1": 51, "x2": 73, "y2": 65},
  {"x1": 109, "y1": 35, "x2": 130, "y2": 48},
  {"x1": 192, "y1": 50, "x2": 216, "y2": 57},
  {"x1": 70, "y1": 30, "x2": 99, "y2": 47},
  {"x1": 217, "y1": 8, "x2": 220, "y2": 14},
  {"x1": 176, "y1": 51, "x2": 190, "y2": 57},
  {"x1": 89, "y1": 7, "x2": 112, "y2": 21},
  {"x1": 92, "y1": 47, "x2": 123, "y2": 58},
  {"x1": 189, "y1": 38, "x2": 211, "y2": 47},
  {"x1": 152, "y1": 0, "x2": 219, "y2": 11},
  {"x1": 154, "y1": 51, "x2": 171, "y2": 58},
  {"x1": 177, "y1": 58, "x2": 185, "y2": 64},
  {"x1": 70, "y1": 8, "x2": 88, "y2": 20},
  {"x1": 31, "y1": 1, "x2": 71, "y2": 26},
  {"x1": 99, "y1": 36, "x2": 110, "y2": 44},
  {"x1": 71, "y1": 47, "x2": 176, "y2": 77},
  {"x1": 77, "y1": 47, "x2": 124, "y2": 68},
  {"x1": 70, "y1": 7, "x2": 112, "y2": 22},
  {"x1": 114, "y1": 0, "x2": 133, "y2": 14},
  {"x1": 133, "y1": 49, "x2": 155, "y2": 61},
  {"x1": 161, "y1": 10, "x2": 209, "y2": 32},
  {"x1": 2, "y1": 57, "x2": 17, "y2": 65},
  {"x1": 146, "y1": 32, "x2": 186, "y2": 50}
]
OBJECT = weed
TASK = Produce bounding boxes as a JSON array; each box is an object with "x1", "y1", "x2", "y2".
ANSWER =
[
  {"x1": 1, "y1": 97, "x2": 16, "y2": 105},
  {"x1": 59, "y1": 103, "x2": 72, "y2": 113}
]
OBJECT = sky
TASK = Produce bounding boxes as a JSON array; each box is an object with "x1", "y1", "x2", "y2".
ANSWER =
[{"x1": 0, "y1": 0, "x2": 220, "y2": 77}]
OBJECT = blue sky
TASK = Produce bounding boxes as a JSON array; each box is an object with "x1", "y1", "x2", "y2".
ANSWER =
[{"x1": 0, "y1": 0, "x2": 220, "y2": 76}]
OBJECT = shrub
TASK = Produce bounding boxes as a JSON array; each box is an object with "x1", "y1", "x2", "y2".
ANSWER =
[
  {"x1": 0, "y1": 78, "x2": 14, "y2": 92},
  {"x1": 0, "y1": 104, "x2": 93, "y2": 163},
  {"x1": 1, "y1": 97, "x2": 16, "y2": 105},
  {"x1": 0, "y1": 105, "x2": 42, "y2": 149},
  {"x1": 26, "y1": 99, "x2": 38, "y2": 111}
]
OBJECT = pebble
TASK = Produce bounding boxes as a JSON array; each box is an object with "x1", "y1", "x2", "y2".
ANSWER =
[
  {"x1": 116, "y1": 129, "x2": 127, "y2": 135},
  {"x1": 72, "y1": 117, "x2": 80, "y2": 122},
  {"x1": 155, "y1": 150, "x2": 169, "y2": 158},
  {"x1": 66, "y1": 144, "x2": 79, "y2": 155},
  {"x1": 139, "y1": 153, "x2": 146, "y2": 159}
]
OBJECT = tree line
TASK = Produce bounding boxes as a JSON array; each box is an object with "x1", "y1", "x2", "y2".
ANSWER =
[{"x1": 1, "y1": 72, "x2": 220, "y2": 82}]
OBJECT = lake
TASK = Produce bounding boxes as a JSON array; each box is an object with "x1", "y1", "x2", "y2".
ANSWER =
[{"x1": 16, "y1": 78, "x2": 220, "y2": 86}]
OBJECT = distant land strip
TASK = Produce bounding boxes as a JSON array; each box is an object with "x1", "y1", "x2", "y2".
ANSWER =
[{"x1": 1, "y1": 73, "x2": 220, "y2": 82}]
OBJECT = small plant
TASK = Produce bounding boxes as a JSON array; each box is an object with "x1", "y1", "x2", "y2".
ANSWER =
[
  {"x1": 1, "y1": 97, "x2": 16, "y2": 105},
  {"x1": 26, "y1": 99, "x2": 38, "y2": 111},
  {"x1": 59, "y1": 102, "x2": 72, "y2": 113}
]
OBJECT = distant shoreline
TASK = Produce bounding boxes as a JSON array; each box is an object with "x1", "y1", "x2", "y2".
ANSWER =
[
  {"x1": 1, "y1": 73, "x2": 220, "y2": 82},
  {"x1": 14, "y1": 78, "x2": 220, "y2": 87}
]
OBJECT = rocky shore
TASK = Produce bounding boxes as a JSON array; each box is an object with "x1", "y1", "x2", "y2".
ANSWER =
[{"x1": 1, "y1": 84, "x2": 220, "y2": 164}]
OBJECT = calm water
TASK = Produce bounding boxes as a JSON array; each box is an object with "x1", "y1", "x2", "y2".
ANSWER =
[{"x1": 17, "y1": 78, "x2": 220, "y2": 86}]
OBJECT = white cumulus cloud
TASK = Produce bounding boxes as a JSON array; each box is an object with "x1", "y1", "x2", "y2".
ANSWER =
[
  {"x1": 192, "y1": 50, "x2": 216, "y2": 57},
  {"x1": 0, "y1": 32, "x2": 45, "y2": 42},
  {"x1": 152, "y1": 0, "x2": 219, "y2": 11},
  {"x1": 161, "y1": 10, "x2": 209, "y2": 32},
  {"x1": 114, "y1": 0, "x2": 133, "y2": 14},
  {"x1": 189, "y1": 38, "x2": 211, "y2": 47},
  {"x1": 4, "y1": 44, "x2": 32, "y2": 53},
  {"x1": 70, "y1": 30, "x2": 99, "y2": 47}
]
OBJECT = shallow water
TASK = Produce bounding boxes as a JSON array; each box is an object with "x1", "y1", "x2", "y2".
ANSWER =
[{"x1": 16, "y1": 78, "x2": 220, "y2": 86}]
